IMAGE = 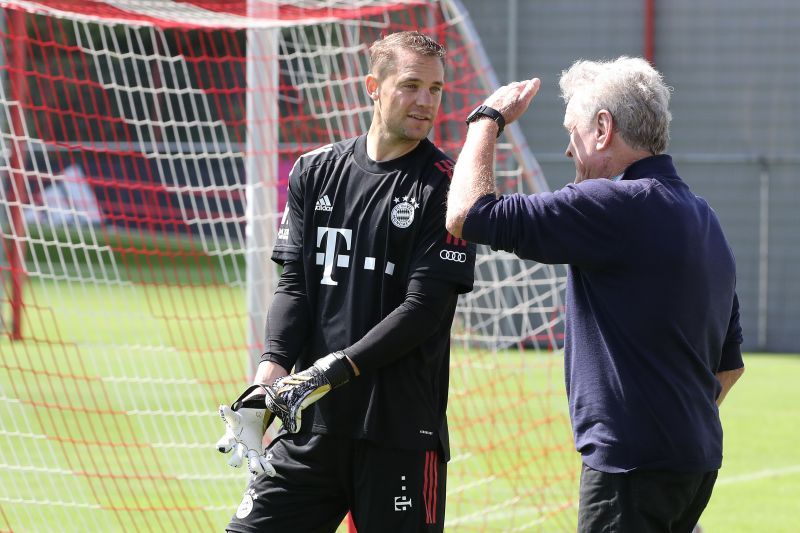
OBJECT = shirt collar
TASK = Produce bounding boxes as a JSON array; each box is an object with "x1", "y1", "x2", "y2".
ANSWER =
[{"x1": 620, "y1": 154, "x2": 678, "y2": 181}]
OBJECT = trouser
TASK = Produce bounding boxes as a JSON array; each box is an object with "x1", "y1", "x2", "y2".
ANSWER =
[
  {"x1": 577, "y1": 463, "x2": 718, "y2": 533},
  {"x1": 226, "y1": 432, "x2": 446, "y2": 533}
]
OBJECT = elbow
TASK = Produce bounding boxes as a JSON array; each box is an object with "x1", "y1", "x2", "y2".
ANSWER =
[
  {"x1": 445, "y1": 210, "x2": 464, "y2": 239},
  {"x1": 445, "y1": 197, "x2": 468, "y2": 238}
]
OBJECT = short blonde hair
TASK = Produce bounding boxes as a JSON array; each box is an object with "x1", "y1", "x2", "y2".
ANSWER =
[
  {"x1": 369, "y1": 31, "x2": 446, "y2": 79},
  {"x1": 559, "y1": 56, "x2": 672, "y2": 154}
]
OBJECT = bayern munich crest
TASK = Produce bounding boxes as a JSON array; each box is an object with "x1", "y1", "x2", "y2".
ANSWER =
[{"x1": 391, "y1": 195, "x2": 420, "y2": 229}]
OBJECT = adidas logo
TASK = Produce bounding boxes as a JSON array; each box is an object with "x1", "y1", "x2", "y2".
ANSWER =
[{"x1": 315, "y1": 195, "x2": 333, "y2": 212}]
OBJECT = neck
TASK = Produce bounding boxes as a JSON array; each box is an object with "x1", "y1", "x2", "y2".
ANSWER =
[
  {"x1": 608, "y1": 145, "x2": 654, "y2": 178},
  {"x1": 366, "y1": 124, "x2": 421, "y2": 162}
]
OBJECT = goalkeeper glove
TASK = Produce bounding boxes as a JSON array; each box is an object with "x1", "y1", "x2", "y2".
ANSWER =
[
  {"x1": 265, "y1": 351, "x2": 354, "y2": 433},
  {"x1": 216, "y1": 385, "x2": 277, "y2": 477}
]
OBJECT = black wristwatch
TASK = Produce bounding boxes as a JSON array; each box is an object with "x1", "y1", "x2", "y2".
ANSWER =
[{"x1": 465, "y1": 104, "x2": 505, "y2": 137}]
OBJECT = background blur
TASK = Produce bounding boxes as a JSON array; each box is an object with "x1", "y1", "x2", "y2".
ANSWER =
[{"x1": 459, "y1": 0, "x2": 800, "y2": 353}]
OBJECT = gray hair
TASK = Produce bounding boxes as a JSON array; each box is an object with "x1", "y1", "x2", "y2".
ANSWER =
[{"x1": 559, "y1": 56, "x2": 672, "y2": 154}]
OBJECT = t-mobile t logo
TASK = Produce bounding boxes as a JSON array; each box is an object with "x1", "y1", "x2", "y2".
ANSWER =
[
  {"x1": 394, "y1": 475, "x2": 412, "y2": 511},
  {"x1": 316, "y1": 226, "x2": 352, "y2": 285}
]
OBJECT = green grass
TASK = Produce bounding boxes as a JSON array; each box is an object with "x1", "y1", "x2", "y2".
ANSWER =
[
  {"x1": 699, "y1": 353, "x2": 800, "y2": 532},
  {"x1": 1, "y1": 274, "x2": 579, "y2": 532},
  {"x1": 1, "y1": 267, "x2": 798, "y2": 531}
]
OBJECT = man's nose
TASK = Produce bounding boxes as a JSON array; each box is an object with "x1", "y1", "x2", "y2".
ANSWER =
[{"x1": 417, "y1": 90, "x2": 433, "y2": 107}]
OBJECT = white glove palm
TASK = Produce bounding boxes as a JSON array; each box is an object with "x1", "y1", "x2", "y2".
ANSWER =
[{"x1": 216, "y1": 385, "x2": 276, "y2": 477}]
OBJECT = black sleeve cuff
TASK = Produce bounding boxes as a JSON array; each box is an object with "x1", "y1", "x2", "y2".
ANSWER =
[
  {"x1": 717, "y1": 342, "x2": 744, "y2": 372},
  {"x1": 259, "y1": 353, "x2": 294, "y2": 373}
]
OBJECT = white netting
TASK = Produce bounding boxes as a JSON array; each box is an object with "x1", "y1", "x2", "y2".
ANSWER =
[{"x1": 0, "y1": 1, "x2": 575, "y2": 531}]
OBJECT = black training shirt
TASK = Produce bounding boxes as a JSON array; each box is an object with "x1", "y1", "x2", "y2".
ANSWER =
[{"x1": 268, "y1": 135, "x2": 476, "y2": 454}]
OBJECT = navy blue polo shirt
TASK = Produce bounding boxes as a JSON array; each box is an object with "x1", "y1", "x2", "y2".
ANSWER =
[{"x1": 462, "y1": 155, "x2": 743, "y2": 473}]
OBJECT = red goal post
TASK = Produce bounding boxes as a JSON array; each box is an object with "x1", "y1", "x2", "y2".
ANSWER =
[{"x1": 0, "y1": 1, "x2": 575, "y2": 531}]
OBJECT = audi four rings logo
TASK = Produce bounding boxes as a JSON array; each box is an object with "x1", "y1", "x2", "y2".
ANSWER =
[{"x1": 440, "y1": 250, "x2": 467, "y2": 262}]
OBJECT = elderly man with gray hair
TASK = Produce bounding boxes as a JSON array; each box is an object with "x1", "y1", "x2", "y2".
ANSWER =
[{"x1": 447, "y1": 57, "x2": 745, "y2": 532}]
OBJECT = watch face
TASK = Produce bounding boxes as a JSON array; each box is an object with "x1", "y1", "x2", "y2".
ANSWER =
[{"x1": 465, "y1": 105, "x2": 503, "y2": 136}]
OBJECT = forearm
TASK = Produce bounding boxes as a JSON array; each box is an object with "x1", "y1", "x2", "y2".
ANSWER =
[
  {"x1": 259, "y1": 261, "x2": 310, "y2": 373},
  {"x1": 262, "y1": 280, "x2": 456, "y2": 435},
  {"x1": 446, "y1": 78, "x2": 541, "y2": 238},
  {"x1": 716, "y1": 366, "x2": 744, "y2": 406},
  {"x1": 345, "y1": 278, "x2": 456, "y2": 374},
  {"x1": 446, "y1": 119, "x2": 499, "y2": 238}
]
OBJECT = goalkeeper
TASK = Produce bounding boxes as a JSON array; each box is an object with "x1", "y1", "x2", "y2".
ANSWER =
[{"x1": 221, "y1": 31, "x2": 475, "y2": 533}]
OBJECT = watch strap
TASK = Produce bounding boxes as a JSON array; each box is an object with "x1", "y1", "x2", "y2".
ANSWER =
[{"x1": 466, "y1": 104, "x2": 505, "y2": 137}]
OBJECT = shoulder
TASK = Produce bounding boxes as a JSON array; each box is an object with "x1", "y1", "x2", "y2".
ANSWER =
[
  {"x1": 419, "y1": 144, "x2": 455, "y2": 194},
  {"x1": 525, "y1": 179, "x2": 658, "y2": 223},
  {"x1": 429, "y1": 145, "x2": 455, "y2": 180},
  {"x1": 571, "y1": 177, "x2": 657, "y2": 203},
  {"x1": 290, "y1": 137, "x2": 358, "y2": 176}
]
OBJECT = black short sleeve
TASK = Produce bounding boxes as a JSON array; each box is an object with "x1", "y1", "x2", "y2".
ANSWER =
[
  {"x1": 408, "y1": 176, "x2": 476, "y2": 294},
  {"x1": 272, "y1": 157, "x2": 306, "y2": 264}
]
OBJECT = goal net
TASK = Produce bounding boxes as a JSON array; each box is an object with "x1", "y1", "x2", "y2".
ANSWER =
[{"x1": 0, "y1": 1, "x2": 575, "y2": 530}]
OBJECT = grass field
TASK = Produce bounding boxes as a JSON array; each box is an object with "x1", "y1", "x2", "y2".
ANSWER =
[
  {"x1": 1, "y1": 227, "x2": 798, "y2": 531},
  {"x1": 699, "y1": 353, "x2": 800, "y2": 532},
  {"x1": 1, "y1": 275, "x2": 580, "y2": 532}
]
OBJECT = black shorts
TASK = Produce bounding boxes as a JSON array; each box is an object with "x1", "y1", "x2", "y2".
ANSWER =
[
  {"x1": 577, "y1": 463, "x2": 718, "y2": 533},
  {"x1": 226, "y1": 432, "x2": 446, "y2": 533}
]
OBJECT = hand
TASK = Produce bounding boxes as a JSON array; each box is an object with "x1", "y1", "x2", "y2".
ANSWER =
[
  {"x1": 265, "y1": 351, "x2": 354, "y2": 433},
  {"x1": 483, "y1": 78, "x2": 541, "y2": 126},
  {"x1": 216, "y1": 385, "x2": 277, "y2": 477}
]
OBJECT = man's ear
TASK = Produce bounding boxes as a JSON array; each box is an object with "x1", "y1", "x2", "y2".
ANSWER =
[
  {"x1": 365, "y1": 74, "x2": 379, "y2": 100},
  {"x1": 595, "y1": 109, "x2": 614, "y2": 150}
]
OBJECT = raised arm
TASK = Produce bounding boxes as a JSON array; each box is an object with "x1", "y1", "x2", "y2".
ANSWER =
[{"x1": 446, "y1": 78, "x2": 541, "y2": 237}]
